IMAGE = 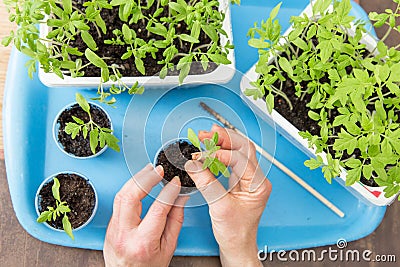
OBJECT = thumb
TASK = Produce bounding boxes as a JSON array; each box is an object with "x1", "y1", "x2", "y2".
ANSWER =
[{"x1": 185, "y1": 160, "x2": 229, "y2": 205}]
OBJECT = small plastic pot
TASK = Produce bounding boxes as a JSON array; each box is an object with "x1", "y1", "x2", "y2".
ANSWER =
[
  {"x1": 154, "y1": 138, "x2": 201, "y2": 195},
  {"x1": 53, "y1": 102, "x2": 113, "y2": 159},
  {"x1": 35, "y1": 171, "x2": 98, "y2": 232}
]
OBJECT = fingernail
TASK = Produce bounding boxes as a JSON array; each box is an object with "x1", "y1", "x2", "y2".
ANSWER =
[
  {"x1": 156, "y1": 165, "x2": 163, "y2": 172},
  {"x1": 171, "y1": 176, "x2": 181, "y2": 185},
  {"x1": 184, "y1": 160, "x2": 201, "y2": 172}
]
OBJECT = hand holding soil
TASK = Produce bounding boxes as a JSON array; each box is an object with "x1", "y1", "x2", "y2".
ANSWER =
[
  {"x1": 103, "y1": 164, "x2": 188, "y2": 267},
  {"x1": 185, "y1": 124, "x2": 272, "y2": 267}
]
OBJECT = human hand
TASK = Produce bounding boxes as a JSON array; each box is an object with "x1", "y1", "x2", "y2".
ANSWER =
[
  {"x1": 103, "y1": 164, "x2": 187, "y2": 267},
  {"x1": 185, "y1": 125, "x2": 272, "y2": 267}
]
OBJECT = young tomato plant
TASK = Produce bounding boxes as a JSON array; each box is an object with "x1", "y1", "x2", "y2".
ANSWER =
[
  {"x1": 3, "y1": 0, "x2": 238, "y2": 105},
  {"x1": 37, "y1": 177, "x2": 74, "y2": 240},
  {"x1": 246, "y1": 0, "x2": 400, "y2": 199},
  {"x1": 188, "y1": 128, "x2": 230, "y2": 177},
  {"x1": 65, "y1": 93, "x2": 120, "y2": 154}
]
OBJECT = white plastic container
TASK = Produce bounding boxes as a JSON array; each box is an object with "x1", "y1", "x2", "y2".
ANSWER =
[
  {"x1": 35, "y1": 171, "x2": 98, "y2": 232},
  {"x1": 38, "y1": 0, "x2": 235, "y2": 88},
  {"x1": 53, "y1": 102, "x2": 113, "y2": 159},
  {"x1": 240, "y1": 3, "x2": 398, "y2": 206}
]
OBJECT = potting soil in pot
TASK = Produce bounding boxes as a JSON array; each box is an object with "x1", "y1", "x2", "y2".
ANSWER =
[
  {"x1": 156, "y1": 140, "x2": 200, "y2": 188},
  {"x1": 57, "y1": 103, "x2": 111, "y2": 157},
  {"x1": 38, "y1": 173, "x2": 96, "y2": 229}
]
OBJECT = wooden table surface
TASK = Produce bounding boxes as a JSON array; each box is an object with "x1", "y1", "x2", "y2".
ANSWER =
[{"x1": 1, "y1": 1, "x2": 399, "y2": 266}]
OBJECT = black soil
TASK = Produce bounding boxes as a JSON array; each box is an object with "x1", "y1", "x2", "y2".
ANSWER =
[
  {"x1": 271, "y1": 54, "x2": 381, "y2": 187},
  {"x1": 156, "y1": 140, "x2": 200, "y2": 188},
  {"x1": 57, "y1": 103, "x2": 111, "y2": 157},
  {"x1": 67, "y1": 0, "x2": 218, "y2": 77},
  {"x1": 38, "y1": 173, "x2": 96, "y2": 230}
]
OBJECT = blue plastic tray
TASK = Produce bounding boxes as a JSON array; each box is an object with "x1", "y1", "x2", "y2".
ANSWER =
[{"x1": 4, "y1": 0, "x2": 386, "y2": 255}]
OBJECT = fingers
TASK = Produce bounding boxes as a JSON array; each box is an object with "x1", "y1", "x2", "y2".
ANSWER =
[
  {"x1": 185, "y1": 160, "x2": 230, "y2": 207},
  {"x1": 111, "y1": 164, "x2": 163, "y2": 230},
  {"x1": 162, "y1": 196, "x2": 189, "y2": 247},
  {"x1": 214, "y1": 149, "x2": 266, "y2": 193},
  {"x1": 130, "y1": 164, "x2": 165, "y2": 200},
  {"x1": 139, "y1": 177, "x2": 181, "y2": 239},
  {"x1": 198, "y1": 124, "x2": 257, "y2": 163}
]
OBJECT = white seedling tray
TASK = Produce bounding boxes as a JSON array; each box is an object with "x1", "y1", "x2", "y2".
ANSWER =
[
  {"x1": 240, "y1": 3, "x2": 398, "y2": 206},
  {"x1": 38, "y1": 0, "x2": 235, "y2": 88}
]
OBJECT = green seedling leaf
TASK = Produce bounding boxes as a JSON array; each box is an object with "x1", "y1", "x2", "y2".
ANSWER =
[
  {"x1": 72, "y1": 116, "x2": 84, "y2": 125},
  {"x1": 62, "y1": 215, "x2": 74, "y2": 240},
  {"x1": 81, "y1": 31, "x2": 98, "y2": 51},
  {"x1": 75, "y1": 93, "x2": 90, "y2": 113},
  {"x1": 85, "y1": 48, "x2": 107, "y2": 69},
  {"x1": 278, "y1": 57, "x2": 293, "y2": 76},
  {"x1": 188, "y1": 128, "x2": 201, "y2": 150},
  {"x1": 37, "y1": 210, "x2": 52, "y2": 223},
  {"x1": 52, "y1": 177, "x2": 61, "y2": 202},
  {"x1": 62, "y1": 0, "x2": 73, "y2": 14},
  {"x1": 269, "y1": 2, "x2": 282, "y2": 20},
  {"x1": 208, "y1": 54, "x2": 231, "y2": 65},
  {"x1": 179, "y1": 34, "x2": 199, "y2": 43},
  {"x1": 90, "y1": 128, "x2": 99, "y2": 154},
  {"x1": 201, "y1": 24, "x2": 218, "y2": 42}
]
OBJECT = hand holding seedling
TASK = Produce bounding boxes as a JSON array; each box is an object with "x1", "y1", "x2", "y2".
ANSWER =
[
  {"x1": 103, "y1": 164, "x2": 188, "y2": 267},
  {"x1": 185, "y1": 125, "x2": 272, "y2": 267},
  {"x1": 188, "y1": 128, "x2": 230, "y2": 178}
]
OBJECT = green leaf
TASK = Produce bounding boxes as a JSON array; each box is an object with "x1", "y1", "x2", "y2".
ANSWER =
[
  {"x1": 82, "y1": 125, "x2": 88, "y2": 139},
  {"x1": 85, "y1": 48, "x2": 107, "y2": 68},
  {"x1": 75, "y1": 93, "x2": 90, "y2": 113},
  {"x1": 292, "y1": 38, "x2": 308, "y2": 51},
  {"x1": 52, "y1": 177, "x2": 61, "y2": 202},
  {"x1": 81, "y1": 31, "x2": 98, "y2": 51},
  {"x1": 62, "y1": 215, "x2": 74, "y2": 240},
  {"x1": 179, "y1": 34, "x2": 199, "y2": 43},
  {"x1": 278, "y1": 57, "x2": 293, "y2": 76},
  {"x1": 212, "y1": 132, "x2": 219, "y2": 145},
  {"x1": 208, "y1": 54, "x2": 231, "y2": 65},
  {"x1": 37, "y1": 210, "x2": 52, "y2": 223},
  {"x1": 188, "y1": 128, "x2": 201, "y2": 150},
  {"x1": 135, "y1": 57, "x2": 145, "y2": 75},
  {"x1": 248, "y1": 38, "x2": 270, "y2": 49},
  {"x1": 346, "y1": 166, "x2": 362, "y2": 186},
  {"x1": 201, "y1": 24, "x2": 218, "y2": 42},
  {"x1": 104, "y1": 132, "x2": 120, "y2": 152},
  {"x1": 214, "y1": 158, "x2": 230, "y2": 178},
  {"x1": 72, "y1": 116, "x2": 84, "y2": 125},
  {"x1": 122, "y1": 24, "x2": 132, "y2": 40},
  {"x1": 308, "y1": 111, "x2": 320, "y2": 121},
  {"x1": 90, "y1": 128, "x2": 99, "y2": 154},
  {"x1": 333, "y1": 129, "x2": 357, "y2": 155},
  {"x1": 269, "y1": 2, "x2": 282, "y2": 20},
  {"x1": 64, "y1": 122, "x2": 81, "y2": 139},
  {"x1": 169, "y1": 2, "x2": 186, "y2": 14},
  {"x1": 362, "y1": 164, "x2": 373, "y2": 180},
  {"x1": 304, "y1": 156, "x2": 324, "y2": 170},
  {"x1": 62, "y1": 0, "x2": 73, "y2": 14},
  {"x1": 147, "y1": 23, "x2": 168, "y2": 36},
  {"x1": 345, "y1": 158, "x2": 361, "y2": 169},
  {"x1": 265, "y1": 93, "x2": 274, "y2": 114}
]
